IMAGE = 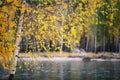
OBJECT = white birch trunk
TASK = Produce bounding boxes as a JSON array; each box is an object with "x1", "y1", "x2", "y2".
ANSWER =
[
  {"x1": 60, "y1": 4, "x2": 63, "y2": 52},
  {"x1": 9, "y1": 1, "x2": 26, "y2": 80},
  {"x1": 60, "y1": 3, "x2": 67, "y2": 52},
  {"x1": 10, "y1": 14, "x2": 24, "y2": 74}
]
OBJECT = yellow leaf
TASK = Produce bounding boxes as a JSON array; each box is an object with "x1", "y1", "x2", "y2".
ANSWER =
[
  {"x1": 21, "y1": 6, "x2": 26, "y2": 13},
  {"x1": 7, "y1": 0, "x2": 13, "y2": 3},
  {"x1": 2, "y1": 6, "x2": 8, "y2": 12},
  {"x1": 110, "y1": 13, "x2": 114, "y2": 21},
  {"x1": 0, "y1": 1, "x2": 2, "y2": 5},
  {"x1": 13, "y1": 0, "x2": 19, "y2": 7}
]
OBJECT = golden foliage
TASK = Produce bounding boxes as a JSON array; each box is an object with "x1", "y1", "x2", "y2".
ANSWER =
[{"x1": 0, "y1": 0, "x2": 25, "y2": 70}]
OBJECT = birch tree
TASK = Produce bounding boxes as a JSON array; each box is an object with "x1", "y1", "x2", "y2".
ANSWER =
[{"x1": 9, "y1": 0, "x2": 26, "y2": 80}]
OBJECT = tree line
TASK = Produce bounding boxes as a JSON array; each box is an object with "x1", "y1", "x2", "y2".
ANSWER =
[
  {"x1": 0, "y1": 0, "x2": 120, "y2": 61},
  {"x1": 19, "y1": 0, "x2": 120, "y2": 53}
]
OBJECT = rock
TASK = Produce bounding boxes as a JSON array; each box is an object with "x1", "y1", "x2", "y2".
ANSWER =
[
  {"x1": 72, "y1": 48, "x2": 80, "y2": 53},
  {"x1": 112, "y1": 53, "x2": 119, "y2": 56},
  {"x1": 79, "y1": 49, "x2": 86, "y2": 54},
  {"x1": 98, "y1": 55, "x2": 106, "y2": 59},
  {"x1": 72, "y1": 48, "x2": 86, "y2": 54},
  {"x1": 82, "y1": 57, "x2": 91, "y2": 62}
]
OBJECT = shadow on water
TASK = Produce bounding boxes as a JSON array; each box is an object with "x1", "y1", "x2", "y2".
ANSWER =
[
  {"x1": 0, "y1": 60, "x2": 120, "y2": 80},
  {"x1": 0, "y1": 65, "x2": 9, "y2": 80}
]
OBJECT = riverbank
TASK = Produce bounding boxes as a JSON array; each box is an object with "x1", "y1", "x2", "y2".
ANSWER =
[
  {"x1": 19, "y1": 52, "x2": 120, "y2": 59},
  {"x1": 20, "y1": 57, "x2": 120, "y2": 62},
  {"x1": 0, "y1": 52, "x2": 120, "y2": 62}
]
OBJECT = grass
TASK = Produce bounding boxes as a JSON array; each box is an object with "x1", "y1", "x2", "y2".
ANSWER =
[{"x1": 18, "y1": 52, "x2": 120, "y2": 59}]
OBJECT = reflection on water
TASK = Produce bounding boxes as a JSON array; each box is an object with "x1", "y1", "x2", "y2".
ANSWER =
[{"x1": 0, "y1": 60, "x2": 120, "y2": 80}]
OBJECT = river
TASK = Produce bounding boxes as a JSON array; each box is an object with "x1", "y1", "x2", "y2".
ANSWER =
[{"x1": 0, "y1": 58, "x2": 120, "y2": 80}]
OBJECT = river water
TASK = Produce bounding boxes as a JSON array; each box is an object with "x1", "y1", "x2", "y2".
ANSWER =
[{"x1": 0, "y1": 59, "x2": 120, "y2": 80}]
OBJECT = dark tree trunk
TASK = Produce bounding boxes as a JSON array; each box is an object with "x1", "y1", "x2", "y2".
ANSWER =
[
  {"x1": 112, "y1": 36, "x2": 115, "y2": 52},
  {"x1": 9, "y1": 74, "x2": 14, "y2": 80},
  {"x1": 86, "y1": 36, "x2": 89, "y2": 51},
  {"x1": 119, "y1": 43, "x2": 120, "y2": 53},
  {"x1": 25, "y1": 36, "x2": 28, "y2": 52},
  {"x1": 116, "y1": 30, "x2": 119, "y2": 52},
  {"x1": 33, "y1": 37, "x2": 36, "y2": 52},
  {"x1": 80, "y1": 26, "x2": 86, "y2": 49},
  {"x1": 94, "y1": 35, "x2": 97, "y2": 53},
  {"x1": 103, "y1": 36, "x2": 106, "y2": 53}
]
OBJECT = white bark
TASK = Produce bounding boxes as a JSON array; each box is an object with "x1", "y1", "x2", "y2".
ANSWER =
[
  {"x1": 10, "y1": 13, "x2": 24, "y2": 75},
  {"x1": 60, "y1": 4, "x2": 63, "y2": 52},
  {"x1": 60, "y1": 3, "x2": 67, "y2": 52},
  {"x1": 9, "y1": 0, "x2": 26, "y2": 79}
]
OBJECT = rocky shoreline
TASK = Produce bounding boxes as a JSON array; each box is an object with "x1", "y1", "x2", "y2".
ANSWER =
[{"x1": 19, "y1": 56, "x2": 120, "y2": 62}]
